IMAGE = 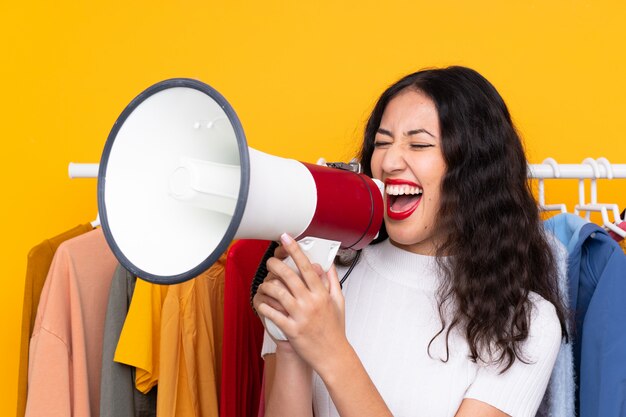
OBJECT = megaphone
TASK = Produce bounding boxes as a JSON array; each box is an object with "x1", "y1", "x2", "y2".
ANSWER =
[{"x1": 97, "y1": 78, "x2": 384, "y2": 338}]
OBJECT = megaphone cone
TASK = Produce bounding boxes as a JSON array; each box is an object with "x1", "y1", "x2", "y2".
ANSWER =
[{"x1": 98, "y1": 79, "x2": 383, "y2": 285}]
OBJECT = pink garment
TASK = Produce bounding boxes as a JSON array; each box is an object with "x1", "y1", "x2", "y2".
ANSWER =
[{"x1": 25, "y1": 228, "x2": 117, "y2": 417}]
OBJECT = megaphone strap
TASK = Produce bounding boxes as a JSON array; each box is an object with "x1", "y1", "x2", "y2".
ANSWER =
[
  {"x1": 339, "y1": 249, "x2": 362, "y2": 288},
  {"x1": 249, "y1": 241, "x2": 280, "y2": 312}
]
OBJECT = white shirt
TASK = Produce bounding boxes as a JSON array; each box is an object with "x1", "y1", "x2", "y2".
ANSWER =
[{"x1": 262, "y1": 238, "x2": 562, "y2": 417}]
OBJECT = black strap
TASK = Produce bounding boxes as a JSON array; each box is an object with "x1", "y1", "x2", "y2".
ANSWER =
[{"x1": 250, "y1": 241, "x2": 280, "y2": 309}]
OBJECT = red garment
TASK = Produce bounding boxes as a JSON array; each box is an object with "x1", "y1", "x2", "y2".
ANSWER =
[
  {"x1": 220, "y1": 240, "x2": 269, "y2": 417},
  {"x1": 608, "y1": 221, "x2": 626, "y2": 242}
]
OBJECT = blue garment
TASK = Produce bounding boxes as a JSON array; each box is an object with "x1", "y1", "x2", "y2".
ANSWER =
[{"x1": 545, "y1": 214, "x2": 626, "y2": 417}]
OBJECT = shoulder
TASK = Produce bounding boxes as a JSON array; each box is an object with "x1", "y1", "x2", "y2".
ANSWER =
[
  {"x1": 521, "y1": 292, "x2": 562, "y2": 362},
  {"x1": 464, "y1": 293, "x2": 562, "y2": 416},
  {"x1": 527, "y1": 292, "x2": 560, "y2": 331}
]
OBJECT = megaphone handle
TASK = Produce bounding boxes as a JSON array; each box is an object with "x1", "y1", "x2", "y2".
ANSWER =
[{"x1": 264, "y1": 236, "x2": 341, "y2": 341}]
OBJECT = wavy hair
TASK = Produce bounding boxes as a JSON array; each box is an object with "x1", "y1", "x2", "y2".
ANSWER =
[{"x1": 359, "y1": 66, "x2": 567, "y2": 370}]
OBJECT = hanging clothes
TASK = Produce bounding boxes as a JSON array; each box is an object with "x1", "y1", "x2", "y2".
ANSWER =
[
  {"x1": 545, "y1": 213, "x2": 626, "y2": 417},
  {"x1": 536, "y1": 230, "x2": 575, "y2": 417},
  {"x1": 220, "y1": 239, "x2": 268, "y2": 417},
  {"x1": 25, "y1": 228, "x2": 117, "y2": 417},
  {"x1": 619, "y1": 209, "x2": 626, "y2": 251},
  {"x1": 114, "y1": 278, "x2": 169, "y2": 394},
  {"x1": 100, "y1": 265, "x2": 157, "y2": 417},
  {"x1": 17, "y1": 223, "x2": 93, "y2": 417},
  {"x1": 608, "y1": 221, "x2": 626, "y2": 243},
  {"x1": 115, "y1": 253, "x2": 226, "y2": 417},
  {"x1": 157, "y1": 253, "x2": 226, "y2": 417}
]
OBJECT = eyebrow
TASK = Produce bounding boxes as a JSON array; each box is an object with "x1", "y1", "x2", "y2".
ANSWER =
[{"x1": 376, "y1": 128, "x2": 435, "y2": 138}]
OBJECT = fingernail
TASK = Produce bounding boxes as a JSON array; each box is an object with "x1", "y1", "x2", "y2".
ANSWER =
[{"x1": 280, "y1": 233, "x2": 294, "y2": 245}]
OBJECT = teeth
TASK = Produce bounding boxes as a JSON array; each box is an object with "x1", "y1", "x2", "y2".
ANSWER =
[{"x1": 385, "y1": 184, "x2": 423, "y2": 196}]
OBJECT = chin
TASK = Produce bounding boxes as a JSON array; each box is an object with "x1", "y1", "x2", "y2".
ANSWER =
[
  {"x1": 386, "y1": 226, "x2": 437, "y2": 255},
  {"x1": 387, "y1": 229, "x2": 423, "y2": 246}
]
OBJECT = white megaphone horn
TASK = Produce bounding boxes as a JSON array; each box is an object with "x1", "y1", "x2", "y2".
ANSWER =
[{"x1": 98, "y1": 78, "x2": 384, "y2": 339}]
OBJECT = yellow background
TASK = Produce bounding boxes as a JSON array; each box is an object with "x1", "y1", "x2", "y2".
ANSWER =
[{"x1": 1, "y1": 1, "x2": 625, "y2": 414}]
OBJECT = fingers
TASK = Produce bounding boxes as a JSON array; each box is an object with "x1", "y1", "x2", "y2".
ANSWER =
[
  {"x1": 266, "y1": 257, "x2": 310, "y2": 299},
  {"x1": 274, "y1": 244, "x2": 288, "y2": 260},
  {"x1": 256, "y1": 274, "x2": 297, "y2": 312},
  {"x1": 313, "y1": 263, "x2": 330, "y2": 291},
  {"x1": 253, "y1": 286, "x2": 286, "y2": 314},
  {"x1": 256, "y1": 302, "x2": 292, "y2": 336},
  {"x1": 279, "y1": 233, "x2": 326, "y2": 293},
  {"x1": 310, "y1": 263, "x2": 324, "y2": 276},
  {"x1": 254, "y1": 273, "x2": 288, "y2": 313},
  {"x1": 327, "y1": 265, "x2": 344, "y2": 308}
]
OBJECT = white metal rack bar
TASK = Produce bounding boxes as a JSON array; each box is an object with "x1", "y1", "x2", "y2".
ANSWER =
[
  {"x1": 68, "y1": 163, "x2": 99, "y2": 178},
  {"x1": 67, "y1": 158, "x2": 626, "y2": 237},
  {"x1": 528, "y1": 164, "x2": 626, "y2": 179},
  {"x1": 68, "y1": 162, "x2": 626, "y2": 180}
]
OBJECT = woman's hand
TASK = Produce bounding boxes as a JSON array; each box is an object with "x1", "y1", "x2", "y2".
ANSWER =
[
  {"x1": 256, "y1": 233, "x2": 348, "y2": 371},
  {"x1": 252, "y1": 243, "x2": 297, "y2": 354}
]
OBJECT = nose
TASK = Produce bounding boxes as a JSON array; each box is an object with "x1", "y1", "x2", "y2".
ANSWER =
[{"x1": 380, "y1": 143, "x2": 406, "y2": 174}]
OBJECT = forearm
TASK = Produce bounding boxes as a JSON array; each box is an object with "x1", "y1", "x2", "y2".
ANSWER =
[
  {"x1": 316, "y1": 342, "x2": 393, "y2": 417},
  {"x1": 265, "y1": 350, "x2": 314, "y2": 417}
]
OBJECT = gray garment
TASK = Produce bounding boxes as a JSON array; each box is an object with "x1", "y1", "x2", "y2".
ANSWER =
[
  {"x1": 536, "y1": 232, "x2": 575, "y2": 417},
  {"x1": 100, "y1": 265, "x2": 157, "y2": 417}
]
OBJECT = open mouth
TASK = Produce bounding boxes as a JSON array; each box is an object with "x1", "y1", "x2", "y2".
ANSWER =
[{"x1": 385, "y1": 180, "x2": 423, "y2": 220}]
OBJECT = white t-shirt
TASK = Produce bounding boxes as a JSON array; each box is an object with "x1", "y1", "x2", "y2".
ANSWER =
[{"x1": 261, "y1": 238, "x2": 562, "y2": 417}]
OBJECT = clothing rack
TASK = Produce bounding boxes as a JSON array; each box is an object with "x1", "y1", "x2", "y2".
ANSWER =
[
  {"x1": 68, "y1": 163, "x2": 99, "y2": 178},
  {"x1": 530, "y1": 158, "x2": 626, "y2": 238},
  {"x1": 68, "y1": 157, "x2": 626, "y2": 238},
  {"x1": 68, "y1": 159, "x2": 626, "y2": 180}
]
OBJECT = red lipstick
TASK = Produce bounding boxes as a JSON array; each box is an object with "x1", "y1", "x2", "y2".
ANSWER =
[{"x1": 384, "y1": 179, "x2": 422, "y2": 221}]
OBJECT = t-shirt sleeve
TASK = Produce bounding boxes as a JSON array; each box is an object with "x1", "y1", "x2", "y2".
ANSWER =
[
  {"x1": 464, "y1": 294, "x2": 562, "y2": 417},
  {"x1": 261, "y1": 328, "x2": 278, "y2": 357}
]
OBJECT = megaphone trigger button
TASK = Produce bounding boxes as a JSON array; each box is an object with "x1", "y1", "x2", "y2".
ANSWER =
[
  {"x1": 328, "y1": 243, "x2": 340, "y2": 264},
  {"x1": 298, "y1": 238, "x2": 314, "y2": 251}
]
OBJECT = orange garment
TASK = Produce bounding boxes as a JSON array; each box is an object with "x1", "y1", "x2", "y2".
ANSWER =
[
  {"x1": 114, "y1": 278, "x2": 169, "y2": 393},
  {"x1": 157, "y1": 253, "x2": 226, "y2": 417},
  {"x1": 25, "y1": 228, "x2": 117, "y2": 417},
  {"x1": 17, "y1": 223, "x2": 93, "y2": 417}
]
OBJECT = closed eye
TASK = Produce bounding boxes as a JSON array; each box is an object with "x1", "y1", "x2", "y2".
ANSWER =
[
  {"x1": 374, "y1": 141, "x2": 391, "y2": 148},
  {"x1": 410, "y1": 143, "x2": 434, "y2": 149}
]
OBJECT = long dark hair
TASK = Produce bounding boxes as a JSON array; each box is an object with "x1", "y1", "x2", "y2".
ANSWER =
[{"x1": 359, "y1": 66, "x2": 567, "y2": 370}]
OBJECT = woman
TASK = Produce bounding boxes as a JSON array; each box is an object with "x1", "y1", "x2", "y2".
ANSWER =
[{"x1": 253, "y1": 66, "x2": 567, "y2": 417}]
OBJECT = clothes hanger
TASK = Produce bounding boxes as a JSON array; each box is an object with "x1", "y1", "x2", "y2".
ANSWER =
[
  {"x1": 574, "y1": 158, "x2": 626, "y2": 239},
  {"x1": 537, "y1": 158, "x2": 568, "y2": 215},
  {"x1": 91, "y1": 213, "x2": 101, "y2": 228}
]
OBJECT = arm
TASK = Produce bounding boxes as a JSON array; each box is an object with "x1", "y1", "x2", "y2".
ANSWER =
[
  {"x1": 311, "y1": 339, "x2": 393, "y2": 417},
  {"x1": 256, "y1": 233, "x2": 393, "y2": 417},
  {"x1": 455, "y1": 399, "x2": 509, "y2": 417},
  {"x1": 254, "y1": 247, "x2": 313, "y2": 417},
  {"x1": 263, "y1": 350, "x2": 314, "y2": 417}
]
